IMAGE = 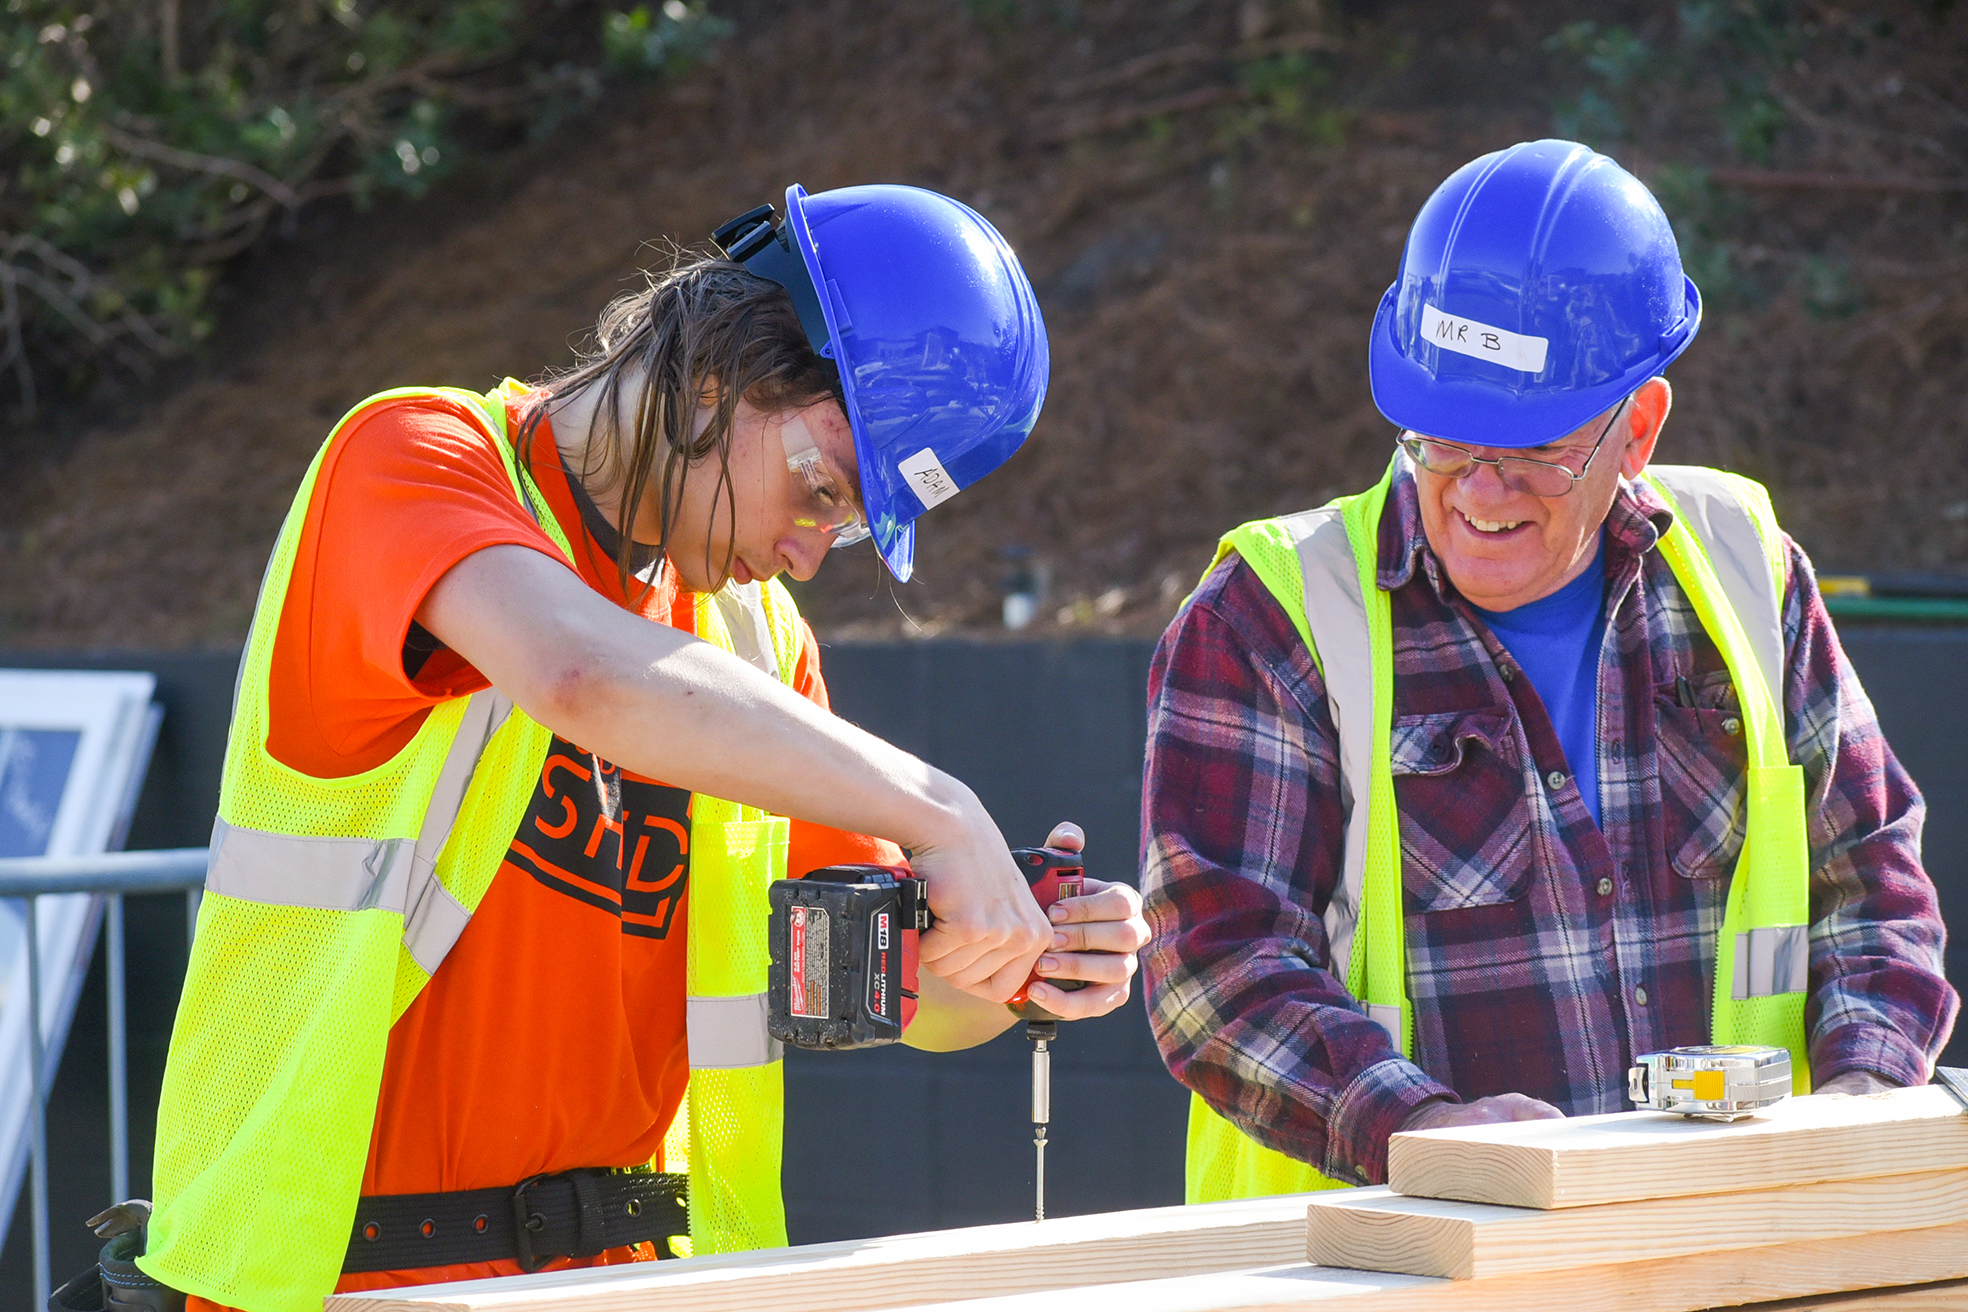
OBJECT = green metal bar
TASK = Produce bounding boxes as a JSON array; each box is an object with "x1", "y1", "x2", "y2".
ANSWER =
[{"x1": 1823, "y1": 596, "x2": 1968, "y2": 623}]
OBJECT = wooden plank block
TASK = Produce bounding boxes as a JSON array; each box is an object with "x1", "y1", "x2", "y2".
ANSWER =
[
  {"x1": 323, "y1": 1194, "x2": 1318, "y2": 1312},
  {"x1": 1305, "y1": 1168, "x2": 1968, "y2": 1280},
  {"x1": 1733, "y1": 1278, "x2": 1968, "y2": 1312},
  {"x1": 878, "y1": 1220, "x2": 1968, "y2": 1312},
  {"x1": 1387, "y1": 1085, "x2": 1968, "y2": 1209}
]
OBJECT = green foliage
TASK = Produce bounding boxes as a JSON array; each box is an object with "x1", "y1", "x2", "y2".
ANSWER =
[
  {"x1": 1542, "y1": 2, "x2": 1866, "y2": 319},
  {"x1": 602, "y1": 0, "x2": 729, "y2": 77},
  {"x1": 1230, "y1": 52, "x2": 1345, "y2": 146},
  {"x1": 1543, "y1": 21, "x2": 1656, "y2": 145},
  {"x1": 0, "y1": 0, "x2": 729, "y2": 415},
  {"x1": 1720, "y1": 81, "x2": 1785, "y2": 161}
]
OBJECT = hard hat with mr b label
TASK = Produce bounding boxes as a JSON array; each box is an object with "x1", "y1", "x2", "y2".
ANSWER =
[
  {"x1": 1369, "y1": 138, "x2": 1702, "y2": 450},
  {"x1": 712, "y1": 184, "x2": 1050, "y2": 582}
]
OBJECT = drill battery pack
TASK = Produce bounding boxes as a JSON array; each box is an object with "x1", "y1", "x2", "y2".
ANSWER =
[{"x1": 766, "y1": 865, "x2": 928, "y2": 1050}]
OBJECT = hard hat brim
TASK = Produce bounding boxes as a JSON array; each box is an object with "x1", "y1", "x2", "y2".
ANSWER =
[{"x1": 1368, "y1": 278, "x2": 1703, "y2": 449}]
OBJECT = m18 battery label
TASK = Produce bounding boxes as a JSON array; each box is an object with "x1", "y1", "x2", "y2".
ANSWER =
[{"x1": 789, "y1": 905, "x2": 830, "y2": 1019}]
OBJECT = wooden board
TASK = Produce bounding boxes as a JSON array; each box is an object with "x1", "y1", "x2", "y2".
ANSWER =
[
  {"x1": 1386, "y1": 1085, "x2": 1968, "y2": 1209},
  {"x1": 1304, "y1": 1168, "x2": 1968, "y2": 1280},
  {"x1": 882, "y1": 1221, "x2": 1968, "y2": 1312},
  {"x1": 323, "y1": 1211, "x2": 1968, "y2": 1312},
  {"x1": 324, "y1": 1194, "x2": 1318, "y2": 1312},
  {"x1": 1732, "y1": 1279, "x2": 1968, "y2": 1311}
]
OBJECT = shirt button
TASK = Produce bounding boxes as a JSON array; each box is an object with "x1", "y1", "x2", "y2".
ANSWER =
[
  {"x1": 1596, "y1": 877, "x2": 1614, "y2": 896},
  {"x1": 1635, "y1": 986, "x2": 1650, "y2": 1007},
  {"x1": 1722, "y1": 717, "x2": 1742, "y2": 736},
  {"x1": 1546, "y1": 770, "x2": 1568, "y2": 791}
]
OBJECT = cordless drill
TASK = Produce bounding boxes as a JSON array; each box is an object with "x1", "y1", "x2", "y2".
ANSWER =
[{"x1": 765, "y1": 846, "x2": 1087, "y2": 1220}]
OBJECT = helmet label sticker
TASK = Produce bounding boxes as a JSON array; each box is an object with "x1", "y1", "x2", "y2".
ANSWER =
[
  {"x1": 898, "y1": 447, "x2": 961, "y2": 509},
  {"x1": 1421, "y1": 303, "x2": 1549, "y2": 374}
]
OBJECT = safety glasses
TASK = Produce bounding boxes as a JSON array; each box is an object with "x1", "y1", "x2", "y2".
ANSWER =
[
  {"x1": 1399, "y1": 395, "x2": 1631, "y2": 499},
  {"x1": 780, "y1": 411, "x2": 870, "y2": 547}
]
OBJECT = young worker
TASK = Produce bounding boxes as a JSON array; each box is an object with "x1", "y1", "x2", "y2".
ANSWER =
[
  {"x1": 1139, "y1": 141, "x2": 1957, "y2": 1200},
  {"x1": 100, "y1": 185, "x2": 1149, "y2": 1312}
]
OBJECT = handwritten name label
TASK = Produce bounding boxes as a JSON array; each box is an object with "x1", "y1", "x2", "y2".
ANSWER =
[
  {"x1": 1421, "y1": 303, "x2": 1549, "y2": 374},
  {"x1": 899, "y1": 447, "x2": 961, "y2": 510}
]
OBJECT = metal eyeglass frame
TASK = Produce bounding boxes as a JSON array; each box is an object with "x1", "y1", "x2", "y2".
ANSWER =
[{"x1": 1398, "y1": 394, "x2": 1632, "y2": 498}]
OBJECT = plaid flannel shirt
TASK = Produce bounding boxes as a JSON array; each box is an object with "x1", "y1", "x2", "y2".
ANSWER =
[{"x1": 1140, "y1": 465, "x2": 1957, "y2": 1185}]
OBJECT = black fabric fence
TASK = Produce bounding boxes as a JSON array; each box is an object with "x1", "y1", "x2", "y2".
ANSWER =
[{"x1": 1, "y1": 628, "x2": 1962, "y2": 1287}]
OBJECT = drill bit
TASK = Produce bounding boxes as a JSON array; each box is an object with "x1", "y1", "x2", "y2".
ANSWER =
[{"x1": 1029, "y1": 1019, "x2": 1055, "y2": 1222}]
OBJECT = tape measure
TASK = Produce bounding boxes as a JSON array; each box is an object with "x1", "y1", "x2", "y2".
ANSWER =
[{"x1": 1628, "y1": 1045, "x2": 1793, "y2": 1120}]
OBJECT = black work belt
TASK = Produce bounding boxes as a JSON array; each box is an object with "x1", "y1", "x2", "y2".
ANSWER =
[{"x1": 344, "y1": 1168, "x2": 688, "y2": 1275}]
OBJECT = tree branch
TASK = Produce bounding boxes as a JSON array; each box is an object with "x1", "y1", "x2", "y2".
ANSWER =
[{"x1": 101, "y1": 124, "x2": 303, "y2": 208}]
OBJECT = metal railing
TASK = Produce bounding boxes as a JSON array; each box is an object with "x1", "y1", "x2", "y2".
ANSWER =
[{"x1": 0, "y1": 849, "x2": 207, "y2": 1311}]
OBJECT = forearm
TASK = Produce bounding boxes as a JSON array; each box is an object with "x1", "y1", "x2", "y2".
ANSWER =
[
  {"x1": 1143, "y1": 836, "x2": 1450, "y2": 1183},
  {"x1": 422, "y1": 545, "x2": 976, "y2": 852},
  {"x1": 903, "y1": 970, "x2": 1019, "y2": 1051}
]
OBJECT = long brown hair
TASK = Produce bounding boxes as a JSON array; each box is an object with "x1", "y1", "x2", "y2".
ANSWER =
[{"x1": 517, "y1": 250, "x2": 842, "y2": 597}]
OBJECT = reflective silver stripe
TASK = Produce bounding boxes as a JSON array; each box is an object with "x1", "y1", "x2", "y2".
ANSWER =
[
  {"x1": 1648, "y1": 466, "x2": 1784, "y2": 708},
  {"x1": 1734, "y1": 925, "x2": 1809, "y2": 999},
  {"x1": 206, "y1": 816, "x2": 416, "y2": 912},
  {"x1": 206, "y1": 690, "x2": 512, "y2": 976},
  {"x1": 398, "y1": 690, "x2": 511, "y2": 973},
  {"x1": 1278, "y1": 504, "x2": 1375, "y2": 984},
  {"x1": 402, "y1": 876, "x2": 472, "y2": 976},
  {"x1": 1367, "y1": 1003, "x2": 1403, "y2": 1046},
  {"x1": 686, "y1": 992, "x2": 783, "y2": 1069}
]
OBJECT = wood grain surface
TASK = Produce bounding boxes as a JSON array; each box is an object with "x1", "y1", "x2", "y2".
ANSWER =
[
  {"x1": 880, "y1": 1221, "x2": 1968, "y2": 1312},
  {"x1": 1386, "y1": 1085, "x2": 1968, "y2": 1209},
  {"x1": 1305, "y1": 1169, "x2": 1968, "y2": 1280},
  {"x1": 322, "y1": 1209, "x2": 1968, "y2": 1312},
  {"x1": 1727, "y1": 1277, "x2": 1968, "y2": 1311},
  {"x1": 322, "y1": 1194, "x2": 1319, "y2": 1312}
]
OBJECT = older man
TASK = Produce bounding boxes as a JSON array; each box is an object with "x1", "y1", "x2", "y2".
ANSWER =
[{"x1": 1140, "y1": 139, "x2": 1957, "y2": 1200}]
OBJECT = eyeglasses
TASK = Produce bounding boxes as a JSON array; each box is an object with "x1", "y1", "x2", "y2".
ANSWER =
[
  {"x1": 1398, "y1": 396, "x2": 1631, "y2": 499},
  {"x1": 780, "y1": 411, "x2": 870, "y2": 547}
]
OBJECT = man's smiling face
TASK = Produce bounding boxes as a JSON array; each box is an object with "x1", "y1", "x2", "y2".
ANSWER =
[{"x1": 1411, "y1": 378, "x2": 1669, "y2": 612}]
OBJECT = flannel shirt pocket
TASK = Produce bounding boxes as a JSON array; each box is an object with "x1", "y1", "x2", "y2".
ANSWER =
[
  {"x1": 1391, "y1": 707, "x2": 1535, "y2": 911},
  {"x1": 1654, "y1": 673, "x2": 1749, "y2": 880}
]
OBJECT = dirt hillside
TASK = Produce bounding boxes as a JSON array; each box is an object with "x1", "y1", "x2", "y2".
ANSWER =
[{"x1": 3, "y1": 0, "x2": 1965, "y2": 648}]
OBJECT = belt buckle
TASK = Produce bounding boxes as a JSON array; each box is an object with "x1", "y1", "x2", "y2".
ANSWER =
[{"x1": 510, "y1": 1174, "x2": 552, "y2": 1274}]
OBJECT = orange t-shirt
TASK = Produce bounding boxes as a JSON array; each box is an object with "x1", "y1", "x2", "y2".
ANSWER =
[{"x1": 191, "y1": 390, "x2": 899, "y2": 1308}]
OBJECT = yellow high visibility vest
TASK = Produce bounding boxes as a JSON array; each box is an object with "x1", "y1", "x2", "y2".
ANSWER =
[
  {"x1": 1184, "y1": 459, "x2": 1812, "y2": 1203},
  {"x1": 140, "y1": 383, "x2": 802, "y2": 1312}
]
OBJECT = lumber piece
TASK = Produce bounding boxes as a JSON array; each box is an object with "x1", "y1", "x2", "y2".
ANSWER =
[
  {"x1": 322, "y1": 1194, "x2": 1317, "y2": 1312},
  {"x1": 1387, "y1": 1085, "x2": 1968, "y2": 1209},
  {"x1": 880, "y1": 1220, "x2": 1968, "y2": 1312},
  {"x1": 1740, "y1": 1278, "x2": 1968, "y2": 1311},
  {"x1": 1304, "y1": 1168, "x2": 1968, "y2": 1281}
]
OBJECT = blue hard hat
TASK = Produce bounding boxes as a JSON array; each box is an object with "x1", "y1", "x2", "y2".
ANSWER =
[
  {"x1": 1368, "y1": 139, "x2": 1701, "y2": 449},
  {"x1": 712, "y1": 184, "x2": 1049, "y2": 582}
]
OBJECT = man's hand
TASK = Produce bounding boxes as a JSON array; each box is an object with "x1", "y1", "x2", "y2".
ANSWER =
[
  {"x1": 1399, "y1": 1093, "x2": 1564, "y2": 1134},
  {"x1": 912, "y1": 800, "x2": 1054, "y2": 1003},
  {"x1": 1023, "y1": 822, "x2": 1151, "y2": 1022},
  {"x1": 1814, "y1": 1069, "x2": 1900, "y2": 1096}
]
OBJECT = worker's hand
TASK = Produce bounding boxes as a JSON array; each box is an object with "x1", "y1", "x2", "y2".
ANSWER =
[
  {"x1": 1398, "y1": 1093, "x2": 1564, "y2": 1134},
  {"x1": 1814, "y1": 1069, "x2": 1900, "y2": 1096},
  {"x1": 912, "y1": 797, "x2": 1054, "y2": 1003},
  {"x1": 1025, "y1": 822, "x2": 1150, "y2": 1021}
]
